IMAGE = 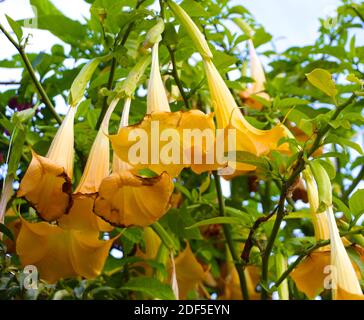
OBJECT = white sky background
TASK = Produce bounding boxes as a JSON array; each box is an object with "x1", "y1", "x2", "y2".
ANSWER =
[{"x1": 0, "y1": 0, "x2": 363, "y2": 195}]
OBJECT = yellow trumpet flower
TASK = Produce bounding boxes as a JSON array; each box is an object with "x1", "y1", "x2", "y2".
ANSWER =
[
  {"x1": 167, "y1": 1, "x2": 289, "y2": 176},
  {"x1": 110, "y1": 42, "x2": 220, "y2": 177},
  {"x1": 17, "y1": 107, "x2": 76, "y2": 221},
  {"x1": 239, "y1": 40, "x2": 270, "y2": 111},
  {"x1": 173, "y1": 244, "x2": 213, "y2": 299},
  {"x1": 203, "y1": 59, "x2": 289, "y2": 174},
  {"x1": 95, "y1": 98, "x2": 174, "y2": 227},
  {"x1": 326, "y1": 206, "x2": 364, "y2": 300},
  {"x1": 291, "y1": 168, "x2": 363, "y2": 299},
  {"x1": 16, "y1": 218, "x2": 113, "y2": 283},
  {"x1": 58, "y1": 99, "x2": 118, "y2": 232}
]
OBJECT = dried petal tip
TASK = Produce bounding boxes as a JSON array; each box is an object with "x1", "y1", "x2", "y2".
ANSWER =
[{"x1": 17, "y1": 107, "x2": 76, "y2": 221}]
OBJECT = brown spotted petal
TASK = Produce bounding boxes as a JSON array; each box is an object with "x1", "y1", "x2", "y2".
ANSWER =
[{"x1": 17, "y1": 151, "x2": 72, "y2": 221}]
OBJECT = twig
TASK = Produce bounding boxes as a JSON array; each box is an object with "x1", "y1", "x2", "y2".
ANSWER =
[
  {"x1": 0, "y1": 23, "x2": 61, "y2": 124},
  {"x1": 0, "y1": 81, "x2": 21, "y2": 85},
  {"x1": 213, "y1": 171, "x2": 250, "y2": 300},
  {"x1": 167, "y1": 45, "x2": 189, "y2": 109},
  {"x1": 241, "y1": 206, "x2": 278, "y2": 263}
]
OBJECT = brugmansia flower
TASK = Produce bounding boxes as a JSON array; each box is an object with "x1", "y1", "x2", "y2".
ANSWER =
[
  {"x1": 326, "y1": 206, "x2": 364, "y2": 300},
  {"x1": 239, "y1": 40, "x2": 270, "y2": 111},
  {"x1": 57, "y1": 99, "x2": 118, "y2": 232},
  {"x1": 16, "y1": 218, "x2": 113, "y2": 283},
  {"x1": 94, "y1": 98, "x2": 174, "y2": 227},
  {"x1": 110, "y1": 42, "x2": 220, "y2": 178},
  {"x1": 167, "y1": 1, "x2": 290, "y2": 176},
  {"x1": 17, "y1": 107, "x2": 76, "y2": 221},
  {"x1": 291, "y1": 168, "x2": 363, "y2": 299},
  {"x1": 173, "y1": 244, "x2": 214, "y2": 299}
]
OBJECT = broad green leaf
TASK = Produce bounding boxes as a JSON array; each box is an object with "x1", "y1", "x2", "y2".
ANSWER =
[
  {"x1": 186, "y1": 216, "x2": 247, "y2": 229},
  {"x1": 349, "y1": 189, "x2": 364, "y2": 218},
  {"x1": 28, "y1": 0, "x2": 87, "y2": 44},
  {"x1": 6, "y1": 15, "x2": 23, "y2": 42},
  {"x1": 333, "y1": 196, "x2": 352, "y2": 221},
  {"x1": 181, "y1": 0, "x2": 208, "y2": 17},
  {"x1": 228, "y1": 151, "x2": 270, "y2": 172},
  {"x1": 123, "y1": 276, "x2": 175, "y2": 300},
  {"x1": 274, "y1": 97, "x2": 310, "y2": 109},
  {"x1": 306, "y1": 68, "x2": 337, "y2": 97},
  {"x1": 325, "y1": 134, "x2": 363, "y2": 155}
]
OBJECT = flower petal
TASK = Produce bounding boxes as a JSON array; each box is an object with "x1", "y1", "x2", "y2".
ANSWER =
[
  {"x1": 291, "y1": 251, "x2": 330, "y2": 299},
  {"x1": 16, "y1": 219, "x2": 113, "y2": 283},
  {"x1": 17, "y1": 151, "x2": 72, "y2": 221},
  {"x1": 94, "y1": 171, "x2": 173, "y2": 227},
  {"x1": 58, "y1": 194, "x2": 112, "y2": 232}
]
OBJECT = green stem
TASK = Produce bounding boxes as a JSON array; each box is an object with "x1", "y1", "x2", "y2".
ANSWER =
[
  {"x1": 0, "y1": 23, "x2": 61, "y2": 124},
  {"x1": 213, "y1": 171, "x2": 249, "y2": 300},
  {"x1": 167, "y1": 45, "x2": 189, "y2": 109}
]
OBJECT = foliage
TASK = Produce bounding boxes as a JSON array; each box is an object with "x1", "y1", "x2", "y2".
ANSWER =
[{"x1": 0, "y1": 0, "x2": 364, "y2": 300}]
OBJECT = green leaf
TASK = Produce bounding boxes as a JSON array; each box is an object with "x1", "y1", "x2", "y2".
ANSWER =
[
  {"x1": 7, "y1": 129, "x2": 26, "y2": 178},
  {"x1": 306, "y1": 68, "x2": 337, "y2": 97},
  {"x1": 333, "y1": 196, "x2": 352, "y2": 221},
  {"x1": 0, "y1": 223, "x2": 14, "y2": 241},
  {"x1": 228, "y1": 151, "x2": 270, "y2": 172},
  {"x1": 347, "y1": 74, "x2": 364, "y2": 85},
  {"x1": 349, "y1": 189, "x2": 364, "y2": 218},
  {"x1": 186, "y1": 216, "x2": 247, "y2": 229},
  {"x1": 28, "y1": 0, "x2": 87, "y2": 44},
  {"x1": 325, "y1": 134, "x2": 363, "y2": 155},
  {"x1": 6, "y1": 15, "x2": 23, "y2": 42},
  {"x1": 180, "y1": 0, "x2": 208, "y2": 17},
  {"x1": 123, "y1": 276, "x2": 175, "y2": 300},
  {"x1": 274, "y1": 97, "x2": 310, "y2": 109}
]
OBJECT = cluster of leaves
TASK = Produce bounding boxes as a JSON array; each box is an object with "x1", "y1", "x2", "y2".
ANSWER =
[{"x1": 0, "y1": 0, "x2": 364, "y2": 300}]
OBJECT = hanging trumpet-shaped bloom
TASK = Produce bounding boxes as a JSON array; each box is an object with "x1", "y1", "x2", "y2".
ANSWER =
[
  {"x1": 17, "y1": 107, "x2": 76, "y2": 221},
  {"x1": 110, "y1": 42, "x2": 221, "y2": 178},
  {"x1": 57, "y1": 99, "x2": 118, "y2": 233},
  {"x1": 16, "y1": 218, "x2": 113, "y2": 283},
  {"x1": 291, "y1": 168, "x2": 363, "y2": 299},
  {"x1": 326, "y1": 206, "x2": 364, "y2": 300},
  {"x1": 239, "y1": 40, "x2": 270, "y2": 111},
  {"x1": 94, "y1": 98, "x2": 174, "y2": 227},
  {"x1": 172, "y1": 244, "x2": 214, "y2": 299},
  {"x1": 203, "y1": 59, "x2": 290, "y2": 175},
  {"x1": 167, "y1": 1, "x2": 290, "y2": 177}
]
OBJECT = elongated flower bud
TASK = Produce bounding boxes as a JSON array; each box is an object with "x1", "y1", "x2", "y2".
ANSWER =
[
  {"x1": 147, "y1": 43, "x2": 171, "y2": 113},
  {"x1": 167, "y1": 0, "x2": 212, "y2": 59},
  {"x1": 326, "y1": 206, "x2": 363, "y2": 299}
]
